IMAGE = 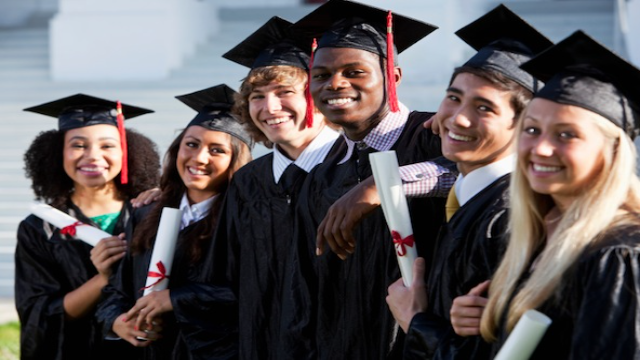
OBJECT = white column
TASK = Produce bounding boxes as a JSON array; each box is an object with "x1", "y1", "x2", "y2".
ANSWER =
[{"x1": 51, "y1": 0, "x2": 218, "y2": 81}]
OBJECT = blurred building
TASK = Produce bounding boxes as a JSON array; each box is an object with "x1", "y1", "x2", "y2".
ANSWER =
[{"x1": 0, "y1": 0, "x2": 638, "y2": 302}]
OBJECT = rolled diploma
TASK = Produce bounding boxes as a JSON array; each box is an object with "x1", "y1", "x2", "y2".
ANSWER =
[
  {"x1": 30, "y1": 203, "x2": 110, "y2": 247},
  {"x1": 370, "y1": 151, "x2": 416, "y2": 286},
  {"x1": 142, "y1": 207, "x2": 182, "y2": 296},
  {"x1": 494, "y1": 309, "x2": 552, "y2": 360}
]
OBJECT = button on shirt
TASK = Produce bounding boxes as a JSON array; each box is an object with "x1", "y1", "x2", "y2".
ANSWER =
[
  {"x1": 179, "y1": 193, "x2": 217, "y2": 230},
  {"x1": 272, "y1": 126, "x2": 340, "y2": 183}
]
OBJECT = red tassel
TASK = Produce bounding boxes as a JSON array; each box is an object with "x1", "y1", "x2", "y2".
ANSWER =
[
  {"x1": 116, "y1": 101, "x2": 128, "y2": 184},
  {"x1": 305, "y1": 38, "x2": 318, "y2": 128},
  {"x1": 386, "y1": 11, "x2": 399, "y2": 113}
]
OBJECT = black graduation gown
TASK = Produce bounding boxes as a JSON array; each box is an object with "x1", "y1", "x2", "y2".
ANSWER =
[
  {"x1": 96, "y1": 205, "x2": 237, "y2": 360},
  {"x1": 205, "y1": 152, "x2": 327, "y2": 360},
  {"x1": 404, "y1": 174, "x2": 511, "y2": 360},
  {"x1": 491, "y1": 223, "x2": 640, "y2": 360},
  {"x1": 290, "y1": 111, "x2": 449, "y2": 360},
  {"x1": 14, "y1": 201, "x2": 135, "y2": 360}
]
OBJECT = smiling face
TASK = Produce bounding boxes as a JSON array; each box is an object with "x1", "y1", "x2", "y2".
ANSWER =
[
  {"x1": 310, "y1": 47, "x2": 396, "y2": 140},
  {"x1": 519, "y1": 98, "x2": 608, "y2": 210},
  {"x1": 248, "y1": 79, "x2": 323, "y2": 158},
  {"x1": 437, "y1": 72, "x2": 517, "y2": 175},
  {"x1": 176, "y1": 126, "x2": 233, "y2": 204},
  {"x1": 63, "y1": 124, "x2": 123, "y2": 191}
]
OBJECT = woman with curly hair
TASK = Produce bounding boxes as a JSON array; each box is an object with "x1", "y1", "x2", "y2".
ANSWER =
[
  {"x1": 97, "y1": 84, "x2": 252, "y2": 360},
  {"x1": 15, "y1": 94, "x2": 160, "y2": 360},
  {"x1": 475, "y1": 32, "x2": 640, "y2": 358}
]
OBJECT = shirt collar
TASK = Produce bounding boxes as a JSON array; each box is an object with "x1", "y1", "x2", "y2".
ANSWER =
[
  {"x1": 455, "y1": 153, "x2": 515, "y2": 206},
  {"x1": 179, "y1": 192, "x2": 216, "y2": 229},
  {"x1": 338, "y1": 102, "x2": 409, "y2": 164},
  {"x1": 272, "y1": 126, "x2": 340, "y2": 183}
]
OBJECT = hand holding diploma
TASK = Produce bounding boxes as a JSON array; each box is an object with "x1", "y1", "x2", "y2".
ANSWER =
[
  {"x1": 30, "y1": 203, "x2": 111, "y2": 247},
  {"x1": 370, "y1": 151, "x2": 417, "y2": 286},
  {"x1": 134, "y1": 207, "x2": 181, "y2": 340},
  {"x1": 494, "y1": 309, "x2": 552, "y2": 360}
]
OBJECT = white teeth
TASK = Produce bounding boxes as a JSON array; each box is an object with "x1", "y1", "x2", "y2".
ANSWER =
[
  {"x1": 448, "y1": 132, "x2": 474, "y2": 142},
  {"x1": 265, "y1": 117, "x2": 290, "y2": 125},
  {"x1": 327, "y1": 98, "x2": 353, "y2": 105},
  {"x1": 533, "y1": 164, "x2": 561, "y2": 172},
  {"x1": 188, "y1": 167, "x2": 208, "y2": 175},
  {"x1": 80, "y1": 166, "x2": 102, "y2": 172}
]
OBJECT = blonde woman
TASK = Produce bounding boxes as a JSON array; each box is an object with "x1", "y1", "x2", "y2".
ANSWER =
[{"x1": 477, "y1": 31, "x2": 640, "y2": 359}]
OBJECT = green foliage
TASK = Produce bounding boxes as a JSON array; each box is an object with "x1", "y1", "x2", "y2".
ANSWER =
[{"x1": 0, "y1": 322, "x2": 19, "y2": 360}]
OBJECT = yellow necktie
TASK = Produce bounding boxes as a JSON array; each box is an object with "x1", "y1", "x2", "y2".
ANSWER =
[{"x1": 445, "y1": 185, "x2": 460, "y2": 222}]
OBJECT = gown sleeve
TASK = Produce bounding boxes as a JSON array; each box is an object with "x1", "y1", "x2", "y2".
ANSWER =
[
  {"x1": 14, "y1": 217, "x2": 68, "y2": 360},
  {"x1": 569, "y1": 243, "x2": 640, "y2": 359},
  {"x1": 95, "y1": 248, "x2": 136, "y2": 339}
]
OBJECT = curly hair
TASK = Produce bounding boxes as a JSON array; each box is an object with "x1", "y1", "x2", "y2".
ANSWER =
[
  {"x1": 233, "y1": 65, "x2": 309, "y2": 148},
  {"x1": 24, "y1": 128, "x2": 161, "y2": 208},
  {"x1": 130, "y1": 127, "x2": 252, "y2": 263}
]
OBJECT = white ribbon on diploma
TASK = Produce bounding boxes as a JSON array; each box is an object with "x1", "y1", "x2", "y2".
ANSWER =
[
  {"x1": 370, "y1": 151, "x2": 417, "y2": 287},
  {"x1": 142, "y1": 207, "x2": 182, "y2": 296},
  {"x1": 494, "y1": 309, "x2": 552, "y2": 360},
  {"x1": 30, "y1": 203, "x2": 111, "y2": 247}
]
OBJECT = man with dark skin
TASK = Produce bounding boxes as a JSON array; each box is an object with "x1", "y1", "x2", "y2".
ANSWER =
[{"x1": 285, "y1": 1, "x2": 453, "y2": 358}]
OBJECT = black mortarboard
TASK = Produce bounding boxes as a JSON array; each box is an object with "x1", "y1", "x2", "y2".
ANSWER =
[
  {"x1": 222, "y1": 16, "x2": 311, "y2": 70},
  {"x1": 24, "y1": 93, "x2": 153, "y2": 131},
  {"x1": 521, "y1": 30, "x2": 640, "y2": 138},
  {"x1": 291, "y1": 0, "x2": 437, "y2": 60},
  {"x1": 176, "y1": 84, "x2": 253, "y2": 147},
  {"x1": 292, "y1": 0, "x2": 437, "y2": 113},
  {"x1": 455, "y1": 4, "x2": 553, "y2": 92}
]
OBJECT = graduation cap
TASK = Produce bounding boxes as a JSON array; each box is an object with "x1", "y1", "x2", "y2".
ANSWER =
[
  {"x1": 223, "y1": 16, "x2": 317, "y2": 127},
  {"x1": 24, "y1": 93, "x2": 154, "y2": 184},
  {"x1": 222, "y1": 16, "x2": 311, "y2": 70},
  {"x1": 455, "y1": 4, "x2": 553, "y2": 93},
  {"x1": 292, "y1": 0, "x2": 438, "y2": 112},
  {"x1": 176, "y1": 84, "x2": 253, "y2": 147},
  {"x1": 521, "y1": 30, "x2": 640, "y2": 138}
]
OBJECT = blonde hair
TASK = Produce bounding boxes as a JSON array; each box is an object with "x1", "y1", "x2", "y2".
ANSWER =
[
  {"x1": 481, "y1": 109, "x2": 640, "y2": 341},
  {"x1": 233, "y1": 65, "x2": 309, "y2": 148}
]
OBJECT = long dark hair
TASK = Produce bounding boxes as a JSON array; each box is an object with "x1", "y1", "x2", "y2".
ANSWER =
[
  {"x1": 130, "y1": 126, "x2": 252, "y2": 262},
  {"x1": 24, "y1": 128, "x2": 160, "y2": 208}
]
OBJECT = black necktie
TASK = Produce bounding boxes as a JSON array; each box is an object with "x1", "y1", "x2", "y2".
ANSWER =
[{"x1": 279, "y1": 164, "x2": 306, "y2": 192}]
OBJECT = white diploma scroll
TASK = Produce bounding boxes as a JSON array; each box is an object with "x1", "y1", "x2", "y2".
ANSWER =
[
  {"x1": 370, "y1": 151, "x2": 417, "y2": 287},
  {"x1": 142, "y1": 207, "x2": 182, "y2": 296},
  {"x1": 494, "y1": 309, "x2": 552, "y2": 360},
  {"x1": 30, "y1": 203, "x2": 111, "y2": 247}
]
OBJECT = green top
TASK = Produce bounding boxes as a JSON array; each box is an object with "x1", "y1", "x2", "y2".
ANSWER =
[{"x1": 90, "y1": 212, "x2": 121, "y2": 235}]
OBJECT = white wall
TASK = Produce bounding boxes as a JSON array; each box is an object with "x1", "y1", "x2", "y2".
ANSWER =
[
  {"x1": 627, "y1": 0, "x2": 640, "y2": 66},
  {"x1": 50, "y1": 0, "x2": 218, "y2": 81}
]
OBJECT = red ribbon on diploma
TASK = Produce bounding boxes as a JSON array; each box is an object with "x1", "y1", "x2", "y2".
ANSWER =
[
  {"x1": 60, "y1": 221, "x2": 84, "y2": 236},
  {"x1": 391, "y1": 230, "x2": 414, "y2": 257},
  {"x1": 141, "y1": 261, "x2": 170, "y2": 291}
]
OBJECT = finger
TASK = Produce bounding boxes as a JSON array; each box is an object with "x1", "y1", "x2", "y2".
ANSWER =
[
  {"x1": 468, "y1": 280, "x2": 491, "y2": 296},
  {"x1": 411, "y1": 258, "x2": 426, "y2": 287},
  {"x1": 316, "y1": 216, "x2": 330, "y2": 255},
  {"x1": 135, "y1": 309, "x2": 148, "y2": 332},
  {"x1": 453, "y1": 295, "x2": 488, "y2": 308},
  {"x1": 338, "y1": 216, "x2": 356, "y2": 253},
  {"x1": 423, "y1": 117, "x2": 433, "y2": 129},
  {"x1": 455, "y1": 326, "x2": 480, "y2": 337}
]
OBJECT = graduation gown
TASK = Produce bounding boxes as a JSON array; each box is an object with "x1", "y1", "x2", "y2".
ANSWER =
[
  {"x1": 291, "y1": 111, "x2": 448, "y2": 360},
  {"x1": 404, "y1": 174, "x2": 510, "y2": 360},
  {"x1": 491, "y1": 222, "x2": 640, "y2": 360},
  {"x1": 15, "y1": 201, "x2": 135, "y2": 360},
  {"x1": 205, "y1": 152, "x2": 328, "y2": 360},
  {"x1": 96, "y1": 205, "x2": 237, "y2": 360}
]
